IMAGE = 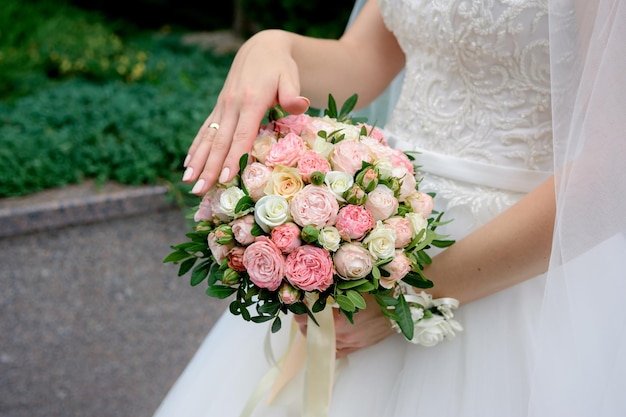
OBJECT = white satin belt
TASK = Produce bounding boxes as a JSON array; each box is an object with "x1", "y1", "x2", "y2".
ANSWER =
[{"x1": 387, "y1": 135, "x2": 552, "y2": 193}]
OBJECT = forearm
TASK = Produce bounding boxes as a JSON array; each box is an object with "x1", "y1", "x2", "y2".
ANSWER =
[{"x1": 427, "y1": 176, "x2": 556, "y2": 304}]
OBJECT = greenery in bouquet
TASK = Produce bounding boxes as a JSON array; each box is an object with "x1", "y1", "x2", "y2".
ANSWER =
[{"x1": 164, "y1": 94, "x2": 457, "y2": 342}]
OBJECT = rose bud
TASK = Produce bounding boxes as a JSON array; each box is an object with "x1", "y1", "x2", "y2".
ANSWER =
[
  {"x1": 214, "y1": 224, "x2": 234, "y2": 245},
  {"x1": 343, "y1": 184, "x2": 367, "y2": 205},
  {"x1": 221, "y1": 268, "x2": 241, "y2": 286},
  {"x1": 278, "y1": 282, "x2": 301, "y2": 305},
  {"x1": 356, "y1": 167, "x2": 379, "y2": 193},
  {"x1": 386, "y1": 177, "x2": 402, "y2": 197},
  {"x1": 300, "y1": 225, "x2": 319, "y2": 244},
  {"x1": 309, "y1": 171, "x2": 325, "y2": 186}
]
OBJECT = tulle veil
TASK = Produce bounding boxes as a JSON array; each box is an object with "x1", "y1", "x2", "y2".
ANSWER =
[{"x1": 350, "y1": 0, "x2": 626, "y2": 414}]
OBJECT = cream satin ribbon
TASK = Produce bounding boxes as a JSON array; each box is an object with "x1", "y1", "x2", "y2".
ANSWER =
[
  {"x1": 386, "y1": 135, "x2": 552, "y2": 193},
  {"x1": 239, "y1": 307, "x2": 337, "y2": 417}
]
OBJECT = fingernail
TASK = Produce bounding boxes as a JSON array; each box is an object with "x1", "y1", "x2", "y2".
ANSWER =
[
  {"x1": 191, "y1": 179, "x2": 205, "y2": 194},
  {"x1": 182, "y1": 167, "x2": 193, "y2": 181},
  {"x1": 219, "y1": 167, "x2": 230, "y2": 184},
  {"x1": 298, "y1": 96, "x2": 311, "y2": 107},
  {"x1": 183, "y1": 154, "x2": 191, "y2": 167}
]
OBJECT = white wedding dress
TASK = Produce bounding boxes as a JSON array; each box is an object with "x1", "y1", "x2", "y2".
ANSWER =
[{"x1": 153, "y1": 0, "x2": 626, "y2": 416}]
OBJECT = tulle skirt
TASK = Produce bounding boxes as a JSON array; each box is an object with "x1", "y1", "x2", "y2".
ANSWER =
[{"x1": 152, "y1": 171, "x2": 556, "y2": 417}]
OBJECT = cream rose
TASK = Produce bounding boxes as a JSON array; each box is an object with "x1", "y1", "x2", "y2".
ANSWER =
[
  {"x1": 318, "y1": 226, "x2": 341, "y2": 252},
  {"x1": 219, "y1": 186, "x2": 247, "y2": 219},
  {"x1": 251, "y1": 129, "x2": 278, "y2": 164},
  {"x1": 324, "y1": 171, "x2": 354, "y2": 202},
  {"x1": 254, "y1": 195, "x2": 291, "y2": 233},
  {"x1": 333, "y1": 243, "x2": 374, "y2": 280},
  {"x1": 263, "y1": 165, "x2": 304, "y2": 200},
  {"x1": 365, "y1": 184, "x2": 399, "y2": 221},
  {"x1": 362, "y1": 221, "x2": 396, "y2": 260},
  {"x1": 406, "y1": 212, "x2": 428, "y2": 238}
]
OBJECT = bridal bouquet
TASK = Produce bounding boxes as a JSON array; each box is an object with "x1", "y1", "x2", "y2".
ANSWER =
[{"x1": 164, "y1": 94, "x2": 461, "y2": 344}]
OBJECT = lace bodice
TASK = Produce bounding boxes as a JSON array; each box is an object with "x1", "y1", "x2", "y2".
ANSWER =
[{"x1": 379, "y1": 0, "x2": 552, "y2": 172}]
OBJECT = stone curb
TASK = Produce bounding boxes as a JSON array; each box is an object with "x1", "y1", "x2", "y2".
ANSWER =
[{"x1": 0, "y1": 181, "x2": 177, "y2": 239}]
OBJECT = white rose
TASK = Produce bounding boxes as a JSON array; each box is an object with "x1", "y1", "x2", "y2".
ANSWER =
[
  {"x1": 219, "y1": 187, "x2": 247, "y2": 218},
  {"x1": 312, "y1": 137, "x2": 334, "y2": 159},
  {"x1": 362, "y1": 221, "x2": 396, "y2": 260},
  {"x1": 373, "y1": 159, "x2": 394, "y2": 180},
  {"x1": 254, "y1": 195, "x2": 291, "y2": 233},
  {"x1": 406, "y1": 212, "x2": 428, "y2": 239},
  {"x1": 318, "y1": 226, "x2": 341, "y2": 252},
  {"x1": 324, "y1": 171, "x2": 354, "y2": 202},
  {"x1": 413, "y1": 315, "x2": 448, "y2": 347},
  {"x1": 340, "y1": 124, "x2": 362, "y2": 142}
]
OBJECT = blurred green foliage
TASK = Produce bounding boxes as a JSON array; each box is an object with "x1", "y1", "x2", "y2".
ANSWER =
[{"x1": 0, "y1": 0, "x2": 354, "y2": 198}]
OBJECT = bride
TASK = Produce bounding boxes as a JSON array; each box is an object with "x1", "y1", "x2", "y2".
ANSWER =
[{"x1": 154, "y1": 0, "x2": 626, "y2": 416}]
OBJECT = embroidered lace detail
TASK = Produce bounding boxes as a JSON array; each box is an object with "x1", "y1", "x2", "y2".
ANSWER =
[{"x1": 378, "y1": 0, "x2": 552, "y2": 220}]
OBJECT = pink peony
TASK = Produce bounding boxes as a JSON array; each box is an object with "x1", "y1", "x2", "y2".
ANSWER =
[
  {"x1": 231, "y1": 215, "x2": 256, "y2": 246},
  {"x1": 275, "y1": 114, "x2": 312, "y2": 136},
  {"x1": 242, "y1": 162, "x2": 273, "y2": 202},
  {"x1": 383, "y1": 216, "x2": 414, "y2": 248},
  {"x1": 285, "y1": 245, "x2": 334, "y2": 292},
  {"x1": 297, "y1": 151, "x2": 331, "y2": 182},
  {"x1": 358, "y1": 123, "x2": 387, "y2": 144},
  {"x1": 271, "y1": 222, "x2": 302, "y2": 254},
  {"x1": 243, "y1": 237, "x2": 285, "y2": 291},
  {"x1": 265, "y1": 132, "x2": 306, "y2": 167},
  {"x1": 329, "y1": 140, "x2": 372, "y2": 176},
  {"x1": 365, "y1": 185, "x2": 399, "y2": 221},
  {"x1": 380, "y1": 250, "x2": 412, "y2": 288},
  {"x1": 334, "y1": 205, "x2": 376, "y2": 241},
  {"x1": 389, "y1": 148, "x2": 415, "y2": 174},
  {"x1": 289, "y1": 185, "x2": 339, "y2": 228}
]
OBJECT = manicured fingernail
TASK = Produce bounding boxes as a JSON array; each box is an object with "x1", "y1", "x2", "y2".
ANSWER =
[
  {"x1": 298, "y1": 96, "x2": 310, "y2": 107},
  {"x1": 182, "y1": 167, "x2": 193, "y2": 181},
  {"x1": 183, "y1": 154, "x2": 191, "y2": 167},
  {"x1": 219, "y1": 167, "x2": 230, "y2": 184},
  {"x1": 191, "y1": 179, "x2": 205, "y2": 194}
]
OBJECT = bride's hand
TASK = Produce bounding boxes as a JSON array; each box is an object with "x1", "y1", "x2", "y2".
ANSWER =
[
  {"x1": 182, "y1": 30, "x2": 310, "y2": 195},
  {"x1": 294, "y1": 294, "x2": 395, "y2": 358}
]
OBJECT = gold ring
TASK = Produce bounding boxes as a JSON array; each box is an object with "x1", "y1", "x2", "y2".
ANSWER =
[{"x1": 208, "y1": 122, "x2": 220, "y2": 130}]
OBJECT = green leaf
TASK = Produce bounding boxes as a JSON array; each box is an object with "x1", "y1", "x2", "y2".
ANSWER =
[
  {"x1": 251, "y1": 315, "x2": 274, "y2": 323},
  {"x1": 336, "y1": 278, "x2": 368, "y2": 290},
  {"x1": 235, "y1": 195, "x2": 254, "y2": 214},
  {"x1": 345, "y1": 290, "x2": 366, "y2": 309},
  {"x1": 177, "y1": 257, "x2": 197, "y2": 276},
  {"x1": 287, "y1": 302, "x2": 308, "y2": 315},
  {"x1": 416, "y1": 249, "x2": 433, "y2": 265},
  {"x1": 206, "y1": 285, "x2": 237, "y2": 299},
  {"x1": 395, "y1": 294, "x2": 414, "y2": 340},
  {"x1": 372, "y1": 266, "x2": 381, "y2": 280},
  {"x1": 431, "y1": 239, "x2": 455, "y2": 248},
  {"x1": 239, "y1": 153, "x2": 249, "y2": 178},
  {"x1": 312, "y1": 297, "x2": 327, "y2": 313},
  {"x1": 271, "y1": 316, "x2": 282, "y2": 333},
  {"x1": 162, "y1": 250, "x2": 191, "y2": 264},
  {"x1": 190, "y1": 260, "x2": 212, "y2": 286},
  {"x1": 251, "y1": 223, "x2": 264, "y2": 236},
  {"x1": 325, "y1": 94, "x2": 338, "y2": 118},
  {"x1": 258, "y1": 301, "x2": 281, "y2": 316},
  {"x1": 402, "y1": 271, "x2": 434, "y2": 289},
  {"x1": 207, "y1": 261, "x2": 222, "y2": 286},
  {"x1": 354, "y1": 281, "x2": 377, "y2": 292},
  {"x1": 339, "y1": 93, "x2": 358, "y2": 120},
  {"x1": 335, "y1": 294, "x2": 356, "y2": 312}
]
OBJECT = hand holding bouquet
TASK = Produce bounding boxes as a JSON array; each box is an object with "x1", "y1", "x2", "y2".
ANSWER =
[{"x1": 164, "y1": 95, "x2": 462, "y2": 344}]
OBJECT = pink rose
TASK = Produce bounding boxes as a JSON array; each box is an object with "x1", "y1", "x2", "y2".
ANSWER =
[
  {"x1": 275, "y1": 114, "x2": 312, "y2": 136},
  {"x1": 242, "y1": 162, "x2": 272, "y2": 202},
  {"x1": 365, "y1": 185, "x2": 399, "y2": 221},
  {"x1": 329, "y1": 140, "x2": 372, "y2": 176},
  {"x1": 297, "y1": 151, "x2": 331, "y2": 182},
  {"x1": 231, "y1": 215, "x2": 256, "y2": 246},
  {"x1": 208, "y1": 231, "x2": 234, "y2": 264},
  {"x1": 380, "y1": 250, "x2": 412, "y2": 288},
  {"x1": 407, "y1": 191, "x2": 435, "y2": 218},
  {"x1": 251, "y1": 129, "x2": 278, "y2": 164},
  {"x1": 333, "y1": 243, "x2": 373, "y2": 280},
  {"x1": 397, "y1": 168, "x2": 418, "y2": 201},
  {"x1": 271, "y1": 222, "x2": 302, "y2": 254},
  {"x1": 194, "y1": 193, "x2": 214, "y2": 222},
  {"x1": 358, "y1": 123, "x2": 387, "y2": 144},
  {"x1": 289, "y1": 185, "x2": 339, "y2": 228},
  {"x1": 227, "y1": 246, "x2": 246, "y2": 272},
  {"x1": 278, "y1": 282, "x2": 301, "y2": 305},
  {"x1": 285, "y1": 245, "x2": 334, "y2": 292},
  {"x1": 243, "y1": 237, "x2": 285, "y2": 291},
  {"x1": 334, "y1": 205, "x2": 375, "y2": 241},
  {"x1": 383, "y1": 216, "x2": 414, "y2": 248},
  {"x1": 389, "y1": 148, "x2": 415, "y2": 174},
  {"x1": 265, "y1": 132, "x2": 306, "y2": 167}
]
